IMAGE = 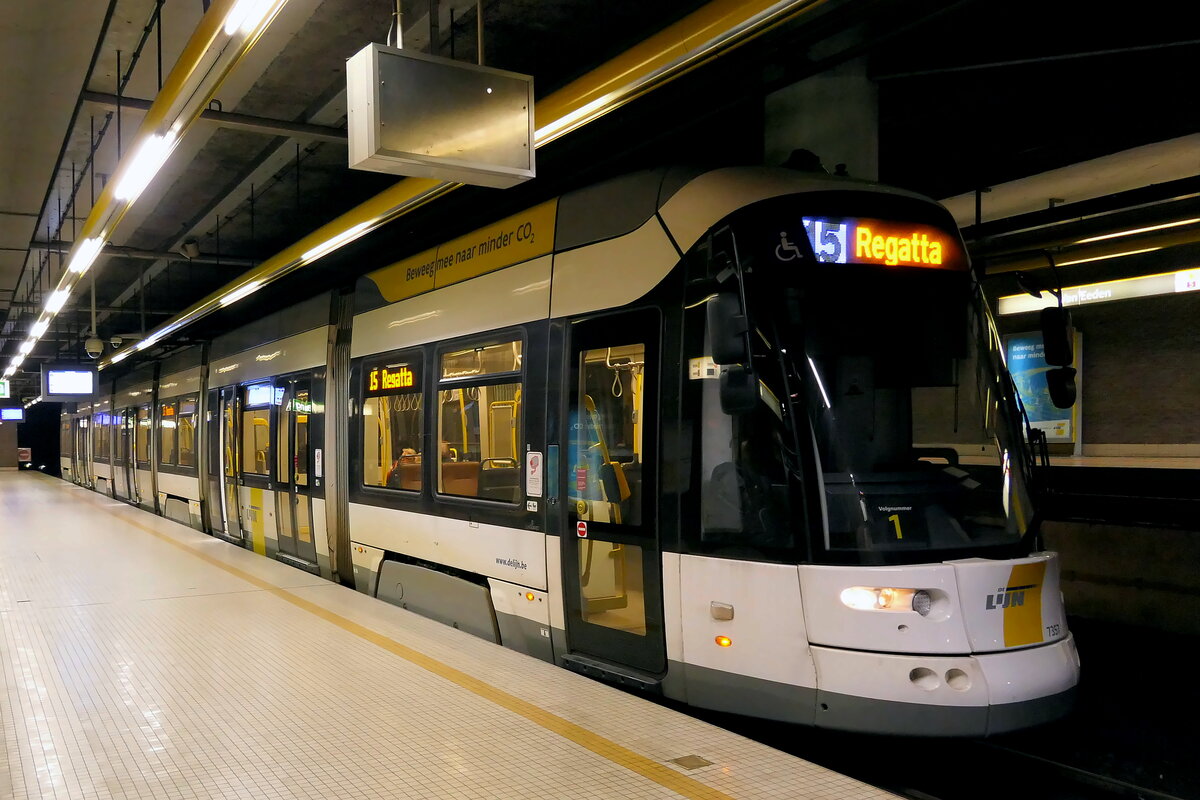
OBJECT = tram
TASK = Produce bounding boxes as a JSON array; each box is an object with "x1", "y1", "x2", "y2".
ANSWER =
[{"x1": 61, "y1": 166, "x2": 1079, "y2": 736}]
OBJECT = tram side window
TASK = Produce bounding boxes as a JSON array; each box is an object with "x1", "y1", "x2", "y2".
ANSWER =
[
  {"x1": 159, "y1": 402, "x2": 178, "y2": 466},
  {"x1": 437, "y1": 340, "x2": 523, "y2": 502},
  {"x1": 363, "y1": 354, "x2": 424, "y2": 491},
  {"x1": 93, "y1": 414, "x2": 109, "y2": 461},
  {"x1": 177, "y1": 397, "x2": 198, "y2": 469},
  {"x1": 136, "y1": 406, "x2": 151, "y2": 465},
  {"x1": 60, "y1": 419, "x2": 71, "y2": 457},
  {"x1": 242, "y1": 384, "x2": 272, "y2": 477},
  {"x1": 570, "y1": 344, "x2": 646, "y2": 527}
]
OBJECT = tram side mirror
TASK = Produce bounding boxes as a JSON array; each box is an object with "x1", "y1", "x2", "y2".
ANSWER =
[
  {"x1": 708, "y1": 292, "x2": 749, "y2": 365},
  {"x1": 719, "y1": 365, "x2": 758, "y2": 415},
  {"x1": 1045, "y1": 366, "x2": 1077, "y2": 409},
  {"x1": 1040, "y1": 307, "x2": 1074, "y2": 367}
]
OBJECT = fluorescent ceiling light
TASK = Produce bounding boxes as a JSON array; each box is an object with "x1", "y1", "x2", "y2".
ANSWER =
[
  {"x1": 110, "y1": 350, "x2": 130, "y2": 364},
  {"x1": 45, "y1": 290, "x2": 70, "y2": 313},
  {"x1": 2, "y1": 366, "x2": 13, "y2": 378},
  {"x1": 220, "y1": 280, "x2": 264, "y2": 306},
  {"x1": 1075, "y1": 217, "x2": 1200, "y2": 245},
  {"x1": 10, "y1": 356, "x2": 25, "y2": 370},
  {"x1": 224, "y1": 0, "x2": 282, "y2": 35},
  {"x1": 113, "y1": 133, "x2": 175, "y2": 202},
  {"x1": 68, "y1": 237, "x2": 106, "y2": 274},
  {"x1": 1057, "y1": 246, "x2": 1161, "y2": 267},
  {"x1": 136, "y1": 334, "x2": 163, "y2": 351},
  {"x1": 31, "y1": 320, "x2": 49, "y2": 338},
  {"x1": 301, "y1": 221, "x2": 372, "y2": 263},
  {"x1": 18, "y1": 341, "x2": 34, "y2": 355}
]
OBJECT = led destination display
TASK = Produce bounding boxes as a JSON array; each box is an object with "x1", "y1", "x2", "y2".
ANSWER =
[
  {"x1": 795, "y1": 216, "x2": 967, "y2": 271},
  {"x1": 366, "y1": 362, "x2": 420, "y2": 396}
]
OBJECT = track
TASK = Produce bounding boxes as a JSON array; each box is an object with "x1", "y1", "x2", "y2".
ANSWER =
[{"x1": 675, "y1": 706, "x2": 1187, "y2": 800}]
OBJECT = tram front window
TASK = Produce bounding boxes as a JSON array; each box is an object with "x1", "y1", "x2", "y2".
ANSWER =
[
  {"x1": 695, "y1": 195, "x2": 1036, "y2": 565},
  {"x1": 800, "y1": 268, "x2": 1032, "y2": 561}
]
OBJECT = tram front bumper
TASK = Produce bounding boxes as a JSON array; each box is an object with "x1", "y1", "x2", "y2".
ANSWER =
[{"x1": 810, "y1": 633, "x2": 1080, "y2": 736}]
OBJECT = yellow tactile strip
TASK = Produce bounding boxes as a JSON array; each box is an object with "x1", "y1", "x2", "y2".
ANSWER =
[{"x1": 69, "y1": 484, "x2": 738, "y2": 800}]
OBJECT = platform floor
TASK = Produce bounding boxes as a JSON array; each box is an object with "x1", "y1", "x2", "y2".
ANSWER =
[{"x1": 0, "y1": 472, "x2": 894, "y2": 800}]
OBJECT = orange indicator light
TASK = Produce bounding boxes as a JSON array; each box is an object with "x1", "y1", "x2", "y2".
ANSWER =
[
  {"x1": 525, "y1": 592, "x2": 536, "y2": 602},
  {"x1": 715, "y1": 636, "x2": 732, "y2": 648}
]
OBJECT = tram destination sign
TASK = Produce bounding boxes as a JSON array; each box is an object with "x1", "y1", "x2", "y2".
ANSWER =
[
  {"x1": 40, "y1": 363, "x2": 98, "y2": 401},
  {"x1": 788, "y1": 216, "x2": 967, "y2": 271},
  {"x1": 365, "y1": 361, "x2": 421, "y2": 396}
]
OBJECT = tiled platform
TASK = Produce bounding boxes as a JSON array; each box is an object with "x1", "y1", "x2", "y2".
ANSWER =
[{"x1": 0, "y1": 471, "x2": 896, "y2": 800}]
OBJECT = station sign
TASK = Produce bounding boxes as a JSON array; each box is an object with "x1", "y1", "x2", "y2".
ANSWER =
[
  {"x1": 0, "y1": 378, "x2": 9, "y2": 399},
  {"x1": 1, "y1": 408, "x2": 24, "y2": 421}
]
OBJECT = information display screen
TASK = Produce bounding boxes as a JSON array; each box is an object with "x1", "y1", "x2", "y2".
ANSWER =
[
  {"x1": 1, "y1": 408, "x2": 24, "y2": 421},
  {"x1": 245, "y1": 383, "x2": 273, "y2": 407},
  {"x1": 43, "y1": 365, "x2": 97, "y2": 398},
  {"x1": 798, "y1": 216, "x2": 967, "y2": 271}
]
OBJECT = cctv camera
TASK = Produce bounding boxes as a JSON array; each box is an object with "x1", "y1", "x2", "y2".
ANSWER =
[
  {"x1": 109, "y1": 336, "x2": 123, "y2": 349},
  {"x1": 84, "y1": 337, "x2": 104, "y2": 359}
]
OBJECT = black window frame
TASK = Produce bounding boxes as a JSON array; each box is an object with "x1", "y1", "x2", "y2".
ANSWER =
[{"x1": 434, "y1": 330, "x2": 526, "y2": 507}]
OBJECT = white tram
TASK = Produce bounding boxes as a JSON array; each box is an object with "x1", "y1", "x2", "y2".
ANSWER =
[{"x1": 61, "y1": 166, "x2": 1079, "y2": 735}]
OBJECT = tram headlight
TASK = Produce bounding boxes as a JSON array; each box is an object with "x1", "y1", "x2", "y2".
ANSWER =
[{"x1": 840, "y1": 586, "x2": 923, "y2": 612}]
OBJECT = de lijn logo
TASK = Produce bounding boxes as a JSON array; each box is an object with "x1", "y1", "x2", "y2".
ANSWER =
[{"x1": 986, "y1": 582, "x2": 1038, "y2": 610}]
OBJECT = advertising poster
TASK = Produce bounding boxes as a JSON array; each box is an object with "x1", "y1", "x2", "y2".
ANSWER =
[{"x1": 1004, "y1": 331, "x2": 1082, "y2": 447}]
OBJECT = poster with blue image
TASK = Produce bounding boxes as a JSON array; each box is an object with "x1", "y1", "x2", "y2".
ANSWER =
[{"x1": 1005, "y1": 331, "x2": 1080, "y2": 444}]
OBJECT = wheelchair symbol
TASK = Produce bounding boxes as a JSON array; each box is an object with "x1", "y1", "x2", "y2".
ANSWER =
[{"x1": 775, "y1": 232, "x2": 801, "y2": 261}]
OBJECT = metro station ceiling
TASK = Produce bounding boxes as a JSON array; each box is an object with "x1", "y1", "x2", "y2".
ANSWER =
[{"x1": 1, "y1": 0, "x2": 1197, "y2": 400}]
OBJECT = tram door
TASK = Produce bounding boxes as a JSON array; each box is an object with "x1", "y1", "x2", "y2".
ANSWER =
[
  {"x1": 211, "y1": 386, "x2": 244, "y2": 544},
  {"x1": 74, "y1": 417, "x2": 91, "y2": 486},
  {"x1": 562, "y1": 310, "x2": 666, "y2": 675},
  {"x1": 274, "y1": 376, "x2": 319, "y2": 567},
  {"x1": 112, "y1": 409, "x2": 136, "y2": 503}
]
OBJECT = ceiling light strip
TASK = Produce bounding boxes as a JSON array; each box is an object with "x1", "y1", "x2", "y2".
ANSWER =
[
  {"x1": 99, "y1": 0, "x2": 824, "y2": 369},
  {"x1": 15, "y1": 0, "x2": 291, "y2": 373},
  {"x1": 1074, "y1": 217, "x2": 1200, "y2": 244}
]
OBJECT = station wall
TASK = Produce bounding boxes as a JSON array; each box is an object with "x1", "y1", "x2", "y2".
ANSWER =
[{"x1": 999, "y1": 291, "x2": 1200, "y2": 452}]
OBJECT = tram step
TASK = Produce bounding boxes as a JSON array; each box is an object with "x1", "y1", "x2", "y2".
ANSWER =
[
  {"x1": 275, "y1": 552, "x2": 321, "y2": 575},
  {"x1": 561, "y1": 653, "x2": 662, "y2": 693}
]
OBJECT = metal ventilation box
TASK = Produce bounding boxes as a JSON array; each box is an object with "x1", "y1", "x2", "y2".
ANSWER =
[{"x1": 347, "y1": 43, "x2": 535, "y2": 189}]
